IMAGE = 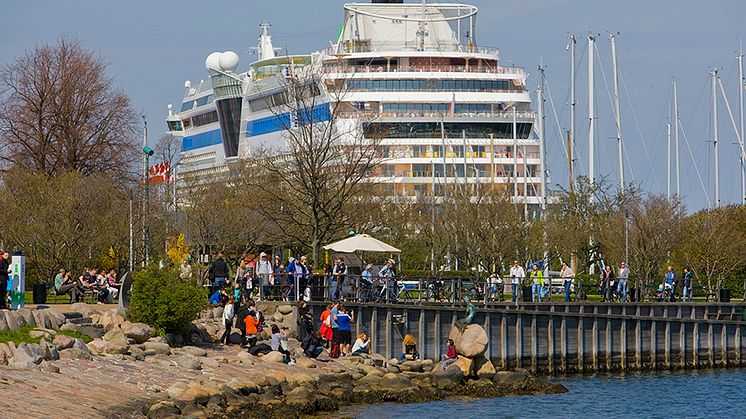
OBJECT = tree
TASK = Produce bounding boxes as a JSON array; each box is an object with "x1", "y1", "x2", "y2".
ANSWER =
[
  {"x1": 0, "y1": 36, "x2": 138, "y2": 179},
  {"x1": 247, "y1": 69, "x2": 380, "y2": 264}
]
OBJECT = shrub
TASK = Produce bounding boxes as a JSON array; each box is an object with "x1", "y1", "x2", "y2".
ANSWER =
[{"x1": 129, "y1": 266, "x2": 208, "y2": 335}]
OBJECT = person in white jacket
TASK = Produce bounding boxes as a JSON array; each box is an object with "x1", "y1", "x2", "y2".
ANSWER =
[{"x1": 509, "y1": 260, "x2": 525, "y2": 303}]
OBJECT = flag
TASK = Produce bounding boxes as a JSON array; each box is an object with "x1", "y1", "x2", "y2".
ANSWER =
[{"x1": 148, "y1": 162, "x2": 170, "y2": 185}]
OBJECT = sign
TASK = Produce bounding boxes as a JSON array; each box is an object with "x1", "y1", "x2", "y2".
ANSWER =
[{"x1": 10, "y1": 253, "x2": 25, "y2": 309}]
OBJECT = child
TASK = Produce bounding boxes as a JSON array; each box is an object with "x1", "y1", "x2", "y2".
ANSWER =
[{"x1": 220, "y1": 296, "x2": 235, "y2": 345}]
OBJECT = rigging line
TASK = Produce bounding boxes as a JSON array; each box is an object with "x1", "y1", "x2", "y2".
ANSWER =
[
  {"x1": 679, "y1": 117, "x2": 712, "y2": 207},
  {"x1": 594, "y1": 42, "x2": 629, "y2": 182},
  {"x1": 618, "y1": 71, "x2": 663, "y2": 191},
  {"x1": 544, "y1": 76, "x2": 578, "y2": 176}
]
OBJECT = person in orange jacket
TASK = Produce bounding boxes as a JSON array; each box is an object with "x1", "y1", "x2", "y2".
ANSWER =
[{"x1": 243, "y1": 309, "x2": 260, "y2": 348}]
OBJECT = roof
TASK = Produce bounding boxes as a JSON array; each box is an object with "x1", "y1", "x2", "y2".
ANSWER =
[{"x1": 322, "y1": 234, "x2": 401, "y2": 253}]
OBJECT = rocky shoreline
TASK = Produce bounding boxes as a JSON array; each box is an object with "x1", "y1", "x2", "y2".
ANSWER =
[{"x1": 0, "y1": 304, "x2": 566, "y2": 418}]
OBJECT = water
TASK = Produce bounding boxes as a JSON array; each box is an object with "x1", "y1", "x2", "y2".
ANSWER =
[{"x1": 343, "y1": 369, "x2": 746, "y2": 418}]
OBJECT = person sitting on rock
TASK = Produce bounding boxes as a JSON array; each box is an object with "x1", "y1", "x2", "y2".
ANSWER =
[
  {"x1": 399, "y1": 334, "x2": 419, "y2": 361},
  {"x1": 301, "y1": 331, "x2": 324, "y2": 359},
  {"x1": 270, "y1": 324, "x2": 292, "y2": 364},
  {"x1": 440, "y1": 338, "x2": 458, "y2": 370},
  {"x1": 351, "y1": 332, "x2": 371, "y2": 355}
]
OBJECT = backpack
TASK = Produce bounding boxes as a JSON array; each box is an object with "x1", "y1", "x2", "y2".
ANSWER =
[
  {"x1": 329, "y1": 341, "x2": 341, "y2": 358},
  {"x1": 256, "y1": 311, "x2": 265, "y2": 332}
]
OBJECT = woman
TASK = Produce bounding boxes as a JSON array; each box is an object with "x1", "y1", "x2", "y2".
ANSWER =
[
  {"x1": 602, "y1": 265, "x2": 615, "y2": 302},
  {"x1": 243, "y1": 308, "x2": 260, "y2": 348},
  {"x1": 560, "y1": 262, "x2": 574, "y2": 302},
  {"x1": 351, "y1": 332, "x2": 370, "y2": 355},
  {"x1": 235, "y1": 260, "x2": 249, "y2": 302},
  {"x1": 220, "y1": 296, "x2": 235, "y2": 345},
  {"x1": 270, "y1": 324, "x2": 292, "y2": 363},
  {"x1": 440, "y1": 338, "x2": 458, "y2": 370},
  {"x1": 296, "y1": 300, "x2": 313, "y2": 342},
  {"x1": 682, "y1": 268, "x2": 694, "y2": 302},
  {"x1": 400, "y1": 334, "x2": 419, "y2": 361},
  {"x1": 530, "y1": 264, "x2": 544, "y2": 303},
  {"x1": 336, "y1": 305, "x2": 353, "y2": 355},
  {"x1": 301, "y1": 331, "x2": 324, "y2": 359}
]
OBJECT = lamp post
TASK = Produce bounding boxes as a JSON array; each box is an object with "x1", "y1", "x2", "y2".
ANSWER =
[
  {"x1": 128, "y1": 186, "x2": 134, "y2": 273},
  {"x1": 143, "y1": 144, "x2": 154, "y2": 267}
]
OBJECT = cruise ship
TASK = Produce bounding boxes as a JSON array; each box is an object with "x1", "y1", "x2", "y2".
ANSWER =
[{"x1": 166, "y1": 0, "x2": 544, "y2": 209}]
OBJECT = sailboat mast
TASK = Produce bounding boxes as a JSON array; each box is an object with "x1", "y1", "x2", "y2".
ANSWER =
[
  {"x1": 538, "y1": 66, "x2": 547, "y2": 217},
  {"x1": 588, "y1": 36, "x2": 595, "y2": 200},
  {"x1": 569, "y1": 34, "x2": 576, "y2": 193},
  {"x1": 739, "y1": 44, "x2": 745, "y2": 205},
  {"x1": 673, "y1": 80, "x2": 680, "y2": 201},
  {"x1": 712, "y1": 68, "x2": 720, "y2": 208},
  {"x1": 610, "y1": 34, "x2": 624, "y2": 194},
  {"x1": 667, "y1": 122, "x2": 671, "y2": 202}
]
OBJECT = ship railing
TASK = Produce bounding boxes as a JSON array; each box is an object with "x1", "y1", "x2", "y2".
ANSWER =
[
  {"x1": 321, "y1": 64, "x2": 525, "y2": 75},
  {"x1": 338, "y1": 110, "x2": 536, "y2": 120}
]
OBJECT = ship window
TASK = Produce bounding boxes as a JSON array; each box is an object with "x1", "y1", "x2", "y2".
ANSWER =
[{"x1": 191, "y1": 110, "x2": 219, "y2": 127}]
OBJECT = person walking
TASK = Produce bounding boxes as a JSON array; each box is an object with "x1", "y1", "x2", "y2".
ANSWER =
[
  {"x1": 220, "y1": 296, "x2": 236, "y2": 345},
  {"x1": 682, "y1": 268, "x2": 693, "y2": 302},
  {"x1": 530, "y1": 264, "x2": 543, "y2": 303},
  {"x1": 617, "y1": 261, "x2": 630, "y2": 303},
  {"x1": 509, "y1": 260, "x2": 525, "y2": 303},
  {"x1": 0, "y1": 253, "x2": 9, "y2": 309},
  {"x1": 559, "y1": 262, "x2": 574, "y2": 302}
]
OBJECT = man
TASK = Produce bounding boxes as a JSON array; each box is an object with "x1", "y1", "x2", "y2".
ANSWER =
[
  {"x1": 617, "y1": 261, "x2": 630, "y2": 303},
  {"x1": 509, "y1": 260, "x2": 525, "y2": 303},
  {"x1": 665, "y1": 266, "x2": 677, "y2": 302},
  {"x1": 559, "y1": 262, "x2": 574, "y2": 302},
  {"x1": 208, "y1": 253, "x2": 229, "y2": 293},
  {"x1": 55, "y1": 270, "x2": 82, "y2": 303},
  {"x1": 255, "y1": 252, "x2": 273, "y2": 300},
  {"x1": 682, "y1": 268, "x2": 693, "y2": 302},
  {"x1": 296, "y1": 256, "x2": 310, "y2": 301},
  {"x1": 378, "y1": 259, "x2": 396, "y2": 302},
  {"x1": 0, "y1": 253, "x2": 9, "y2": 309},
  {"x1": 530, "y1": 264, "x2": 543, "y2": 303},
  {"x1": 332, "y1": 258, "x2": 347, "y2": 301}
]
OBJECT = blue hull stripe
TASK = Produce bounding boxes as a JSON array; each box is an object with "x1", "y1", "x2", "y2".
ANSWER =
[
  {"x1": 246, "y1": 103, "x2": 331, "y2": 138},
  {"x1": 182, "y1": 129, "x2": 222, "y2": 151}
]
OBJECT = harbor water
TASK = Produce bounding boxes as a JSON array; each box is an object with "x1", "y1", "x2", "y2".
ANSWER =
[{"x1": 342, "y1": 369, "x2": 746, "y2": 418}]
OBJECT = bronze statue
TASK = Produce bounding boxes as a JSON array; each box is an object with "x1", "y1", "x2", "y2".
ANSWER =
[{"x1": 456, "y1": 295, "x2": 476, "y2": 331}]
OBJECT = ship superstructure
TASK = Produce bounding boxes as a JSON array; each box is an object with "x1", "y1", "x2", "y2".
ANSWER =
[{"x1": 167, "y1": 1, "x2": 544, "y2": 207}]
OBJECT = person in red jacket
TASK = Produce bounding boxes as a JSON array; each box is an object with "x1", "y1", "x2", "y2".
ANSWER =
[
  {"x1": 243, "y1": 309, "x2": 260, "y2": 348},
  {"x1": 440, "y1": 338, "x2": 458, "y2": 370}
]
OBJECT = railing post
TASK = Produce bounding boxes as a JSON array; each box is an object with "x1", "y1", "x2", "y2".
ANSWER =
[
  {"x1": 418, "y1": 278, "x2": 422, "y2": 306},
  {"x1": 294, "y1": 274, "x2": 299, "y2": 302}
]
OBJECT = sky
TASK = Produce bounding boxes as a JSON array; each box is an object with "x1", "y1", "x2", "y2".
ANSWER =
[{"x1": 2, "y1": 0, "x2": 745, "y2": 212}]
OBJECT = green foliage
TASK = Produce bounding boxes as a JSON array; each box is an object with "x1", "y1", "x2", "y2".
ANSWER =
[
  {"x1": 129, "y1": 266, "x2": 208, "y2": 335},
  {"x1": 57, "y1": 329, "x2": 93, "y2": 343},
  {"x1": 0, "y1": 326, "x2": 42, "y2": 345}
]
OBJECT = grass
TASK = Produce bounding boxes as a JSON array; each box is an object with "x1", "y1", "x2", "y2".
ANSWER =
[
  {"x1": 0, "y1": 325, "x2": 42, "y2": 345},
  {"x1": 56, "y1": 328, "x2": 92, "y2": 343}
]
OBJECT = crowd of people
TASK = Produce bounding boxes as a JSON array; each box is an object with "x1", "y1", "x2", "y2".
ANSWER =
[{"x1": 52, "y1": 267, "x2": 120, "y2": 304}]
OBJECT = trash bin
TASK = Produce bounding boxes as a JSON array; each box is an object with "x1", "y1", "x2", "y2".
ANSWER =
[
  {"x1": 719, "y1": 288, "x2": 731, "y2": 303},
  {"x1": 33, "y1": 282, "x2": 47, "y2": 304},
  {"x1": 522, "y1": 286, "x2": 532, "y2": 302}
]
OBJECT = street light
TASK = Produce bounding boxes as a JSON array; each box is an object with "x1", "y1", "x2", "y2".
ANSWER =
[{"x1": 141, "y1": 115, "x2": 153, "y2": 267}]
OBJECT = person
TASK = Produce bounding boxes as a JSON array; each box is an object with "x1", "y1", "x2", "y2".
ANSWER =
[
  {"x1": 488, "y1": 272, "x2": 502, "y2": 301},
  {"x1": 400, "y1": 334, "x2": 419, "y2": 361},
  {"x1": 601, "y1": 265, "x2": 615, "y2": 302},
  {"x1": 274, "y1": 261, "x2": 288, "y2": 301},
  {"x1": 234, "y1": 302, "x2": 250, "y2": 346},
  {"x1": 360, "y1": 263, "x2": 374, "y2": 302},
  {"x1": 440, "y1": 338, "x2": 458, "y2": 370},
  {"x1": 332, "y1": 258, "x2": 347, "y2": 301},
  {"x1": 0, "y1": 253, "x2": 9, "y2": 309},
  {"x1": 179, "y1": 260, "x2": 193, "y2": 280},
  {"x1": 337, "y1": 305, "x2": 353, "y2": 355},
  {"x1": 665, "y1": 266, "x2": 677, "y2": 302},
  {"x1": 378, "y1": 259, "x2": 396, "y2": 302},
  {"x1": 530, "y1": 264, "x2": 543, "y2": 303},
  {"x1": 617, "y1": 261, "x2": 630, "y2": 303},
  {"x1": 351, "y1": 332, "x2": 371, "y2": 355},
  {"x1": 235, "y1": 259, "x2": 247, "y2": 295},
  {"x1": 329, "y1": 301, "x2": 341, "y2": 358},
  {"x1": 92, "y1": 269, "x2": 109, "y2": 305},
  {"x1": 232, "y1": 281, "x2": 242, "y2": 305},
  {"x1": 220, "y1": 296, "x2": 235, "y2": 345},
  {"x1": 323, "y1": 263, "x2": 333, "y2": 300},
  {"x1": 509, "y1": 260, "x2": 525, "y2": 303},
  {"x1": 319, "y1": 303, "x2": 333, "y2": 347},
  {"x1": 256, "y1": 252, "x2": 273, "y2": 300},
  {"x1": 243, "y1": 307, "x2": 260, "y2": 348},
  {"x1": 54, "y1": 269, "x2": 82, "y2": 303},
  {"x1": 682, "y1": 268, "x2": 693, "y2": 302},
  {"x1": 298, "y1": 256, "x2": 311, "y2": 301},
  {"x1": 208, "y1": 253, "x2": 229, "y2": 293},
  {"x1": 301, "y1": 331, "x2": 324, "y2": 358},
  {"x1": 270, "y1": 324, "x2": 292, "y2": 363},
  {"x1": 560, "y1": 262, "x2": 574, "y2": 302},
  {"x1": 296, "y1": 300, "x2": 313, "y2": 343}
]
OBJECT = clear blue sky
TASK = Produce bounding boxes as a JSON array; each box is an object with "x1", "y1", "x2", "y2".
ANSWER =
[{"x1": 2, "y1": 0, "x2": 745, "y2": 212}]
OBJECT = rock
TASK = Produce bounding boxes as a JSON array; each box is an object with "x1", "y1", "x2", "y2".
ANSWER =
[
  {"x1": 53, "y1": 334, "x2": 75, "y2": 350},
  {"x1": 62, "y1": 323, "x2": 105, "y2": 339},
  {"x1": 453, "y1": 355, "x2": 473, "y2": 377},
  {"x1": 451, "y1": 324, "x2": 489, "y2": 358},
  {"x1": 173, "y1": 355, "x2": 202, "y2": 370},
  {"x1": 386, "y1": 365, "x2": 401, "y2": 373},
  {"x1": 180, "y1": 346, "x2": 208, "y2": 357},
  {"x1": 0, "y1": 342, "x2": 11, "y2": 362},
  {"x1": 103, "y1": 327, "x2": 130, "y2": 346},
  {"x1": 44, "y1": 308, "x2": 66, "y2": 328},
  {"x1": 18, "y1": 309, "x2": 36, "y2": 327},
  {"x1": 3, "y1": 311, "x2": 19, "y2": 331},
  {"x1": 430, "y1": 364, "x2": 464, "y2": 389},
  {"x1": 229, "y1": 332, "x2": 243, "y2": 345},
  {"x1": 122, "y1": 321, "x2": 154, "y2": 344},
  {"x1": 88, "y1": 339, "x2": 109, "y2": 353},
  {"x1": 400, "y1": 360, "x2": 423, "y2": 372},
  {"x1": 296, "y1": 357, "x2": 316, "y2": 368},
  {"x1": 11, "y1": 343, "x2": 43, "y2": 368},
  {"x1": 142, "y1": 341, "x2": 171, "y2": 355},
  {"x1": 166, "y1": 384, "x2": 187, "y2": 399},
  {"x1": 90, "y1": 313, "x2": 101, "y2": 324},
  {"x1": 29, "y1": 330, "x2": 53, "y2": 340},
  {"x1": 145, "y1": 385, "x2": 162, "y2": 393},
  {"x1": 38, "y1": 338, "x2": 54, "y2": 360},
  {"x1": 165, "y1": 333, "x2": 184, "y2": 347},
  {"x1": 39, "y1": 360, "x2": 60, "y2": 373},
  {"x1": 13, "y1": 311, "x2": 29, "y2": 328},
  {"x1": 148, "y1": 336, "x2": 168, "y2": 344},
  {"x1": 421, "y1": 359, "x2": 434, "y2": 370},
  {"x1": 225, "y1": 378, "x2": 260, "y2": 395},
  {"x1": 211, "y1": 307, "x2": 223, "y2": 319},
  {"x1": 61, "y1": 347, "x2": 93, "y2": 361},
  {"x1": 262, "y1": 351, "x2": 286, "y2": 363},
  {"x1": 70, "y1": 303, "x2": 101, "y2": 317},
  {"x1": 105, "y1": 343, "x2": 129, "y2": 355},
  {"x1": 98, "y1": 311, "x2": 126, "y2": 330},
  {"x1": 277, "y1": 305, "x2": 293, "y2": 315},
  {"x1": 474, "y1": 356, "x2": 496, "y2": 379},
  {"x1": 272, "y1": 312, "x2": 284, "y2": 323},
  {"x1": 493, "y1": 369, "x2": 531, "y2": 384},
  {"x1": 148, "y1": 401, "x2": 180, "y2": 418},
  {"x1": 178, "y1": 386, "x2": 212, "y2": 405},
  {"x1": 0, "y1": 312, "x2": 7, "y2": 331}
]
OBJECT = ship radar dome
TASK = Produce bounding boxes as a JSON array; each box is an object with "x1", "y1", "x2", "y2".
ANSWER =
[
  {"x1": 219, "y1": 51, "x2": 240, "y2": 72},
  {"x1": 205, "y1": 52, "x2": 222, "y2": 72}
]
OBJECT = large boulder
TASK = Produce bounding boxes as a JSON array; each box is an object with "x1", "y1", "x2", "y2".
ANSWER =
[
  {"x1": 98, "y1": 311, "x2": 126, "y2": 330},
  {"x1": 173, "y1": 355, "x2": 202, "y2": 371},
  {"x1": 0, "y1": 312, "x2": 7, "y2": 331},
  {"x1": 53, "y1": 335, "x2": 75, "y2": 350},
  {"x1": 142, "y1": 341, "x2": 171, "y2": 355},
  {"x1": 277, "y1": 305, "x2": 293, "y2": 315},
  {"x1": 449, "y1": 324, "x2": 489, "y2": 358},
  {"x1": 70, "y1": 303, "x2": 101, "y2": 317},
  {"x1": 493, "y1": 369, "x2": 531, "y2": 385},
  {"x1": 121, "y1": 321, "x2": 154, "y2": 344},
  {"x1": 3, "y1": 311, "x2": 19, "y2": 331},
  {"x1": 453, "y1": 355, "x2": 473, "y2": 377},
  {"x1": 44, "y1": 308, "x2": 66, "y2": 329},
  {"x1": 430, "y1": 364, "x2": 464, "y2": 389},
  {"x1": 262, "y1": 351, "x2": 286, "y2": 363},
  {"x1": 474, "y1": 355, "x2": 496, "y2": 380},
  {"x1": 17, "y1": 309, "x2": 36, "y2": 328},
  {"x1": 103, "y1": 327, "x2": 129, "y2": 346},
  {"x1": 10, "y1": 343, "x2": 43, "y2": 368}
]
